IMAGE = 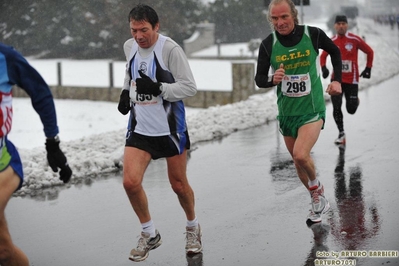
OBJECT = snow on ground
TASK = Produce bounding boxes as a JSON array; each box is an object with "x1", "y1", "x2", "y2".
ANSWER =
[{"x1": 10, "y1": 18, "x2": 399, "y2": 196}]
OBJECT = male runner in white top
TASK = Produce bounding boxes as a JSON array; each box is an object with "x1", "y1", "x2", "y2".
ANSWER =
[{"x1": 117, "y1": 4, "x2": 202, "y2": 262}]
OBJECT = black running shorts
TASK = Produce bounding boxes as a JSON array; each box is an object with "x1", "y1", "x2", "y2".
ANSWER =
[{"x1": 125, "y1": 130, "x2": 190, "y2": 160}]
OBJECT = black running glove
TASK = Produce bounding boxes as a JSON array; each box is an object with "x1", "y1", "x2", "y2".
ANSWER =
[
  {"x1": 118, "y1": 90, "x2": 131, "y2": 115},
  {"x1": 360, "y1": 67, "x2": 371, "y2": 79},
  {"x1": 45, "y1": 137, "x2": 72, "y2": 183},
  {"x1": 136, "y1": 70, "x2": 162, "y2": 97},
  {"x1": 321, "y1": 66, "x2": 329, "y2": 79}
]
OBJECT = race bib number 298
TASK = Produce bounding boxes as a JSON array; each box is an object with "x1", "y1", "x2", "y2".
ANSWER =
[{"x1": 281, "y1": 73, "x2": 311, "y2": 97}]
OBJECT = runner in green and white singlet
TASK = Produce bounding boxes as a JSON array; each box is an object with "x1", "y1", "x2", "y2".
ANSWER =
[
  {"x1": 271, "y1": 25, "x2": 325, "y2": 117},
  {"x1": 255, "y1": 0, "x2": 342, "y2": 225}
]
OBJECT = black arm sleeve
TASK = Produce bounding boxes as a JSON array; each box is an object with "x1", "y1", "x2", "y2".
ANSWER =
[
  {"x1": 255, "y1": 35, "x2": 274, "y2": 88},
  {"x1": 309, "y1": 27, "x2": 342, "y2": 83},
  {"x1": 5, "y1": 45, "x2": 59, "y2": 138}
]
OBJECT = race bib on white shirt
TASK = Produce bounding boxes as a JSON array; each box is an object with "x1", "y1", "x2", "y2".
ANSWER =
[
  {"x1": 129, "y1": 80, "x2": 137, "y2": 102},
  {"x1": 342, "y1": 60, "x2": 352, "y2": 73},
  {"x1": 281, "y1": 73, "x2": 311, "y2": 97}
]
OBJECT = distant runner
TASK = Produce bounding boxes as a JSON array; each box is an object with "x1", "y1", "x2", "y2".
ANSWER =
[{"x1": 320, "y1": 15, "x2": 374, "y2": 145}]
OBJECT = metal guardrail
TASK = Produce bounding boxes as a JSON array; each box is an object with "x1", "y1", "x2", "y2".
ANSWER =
[{"x1": 15, "y1": 61, "x2": 271, "y2": 108}]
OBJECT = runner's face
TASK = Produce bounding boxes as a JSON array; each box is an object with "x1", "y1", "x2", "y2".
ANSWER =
[
  {"x1": 270, "y1": 2, "x2": 295, "y2": 35},
  {"x1": 334, "y1": 22, "x2": 348, "y2": 36},
  {"x1": 130, "y1": 20, "x2": 159, "y2": 48}
]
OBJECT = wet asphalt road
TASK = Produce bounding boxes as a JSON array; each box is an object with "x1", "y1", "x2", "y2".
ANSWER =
[{"x1": 6, "y1": 74, "x2": 399, "y2": 266}]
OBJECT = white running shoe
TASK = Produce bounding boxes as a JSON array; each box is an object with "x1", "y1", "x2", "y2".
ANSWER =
[
  {"x1": 129, "y1": 230, "x2": 162, "y2": 262},
  {"x1": 307, "y1": 210, "x2": 322, "y2": 224},
  {"x1": 334, "y1": 132, "x2": 346, "y2": 145},
  {"x1": 185, "y1": 224, "x2": 203, "y2": 254},
  {"x1": 307, "y1": 182, "x2": 330, "y2": 224}
]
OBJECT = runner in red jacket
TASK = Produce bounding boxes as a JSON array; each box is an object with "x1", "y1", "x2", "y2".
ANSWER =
[{"x1": 320, "y1": 15, "x2": 374, "y2": 145}]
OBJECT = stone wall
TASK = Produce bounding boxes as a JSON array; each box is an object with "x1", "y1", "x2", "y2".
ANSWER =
[{"x1": 13, "y1": 86, "x2": 121, "y2": 103}]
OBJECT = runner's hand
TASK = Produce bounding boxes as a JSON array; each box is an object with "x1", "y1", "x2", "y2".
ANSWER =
[
  {"x1": 45, "y1": 138, "x2": 72, "y2": 183},
  {"x1": 360, "y1": 67, "x2": 371, "y2": 79},
  {"x1": 136, "y1": 70, "x2": 162, "y2": 96},
  {"x1": 321, "y1": 66, "x2": 329, "y2": 79},
  {"x1": 326, "y1": 81, "x2": 342, "y2": 96},
  {"x1": 273, "y1": 63, "x2": 285, "y2": 85},
  {"x1": 118, "y1": 90, "x2": 130, "y2": 115}
]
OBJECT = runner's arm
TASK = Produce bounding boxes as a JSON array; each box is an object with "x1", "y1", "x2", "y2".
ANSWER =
[
  {"x1": 320, "y1": 49, "x2": 329, "y2": 68},
  {"x1": 314, "y1": 28, "x2": 342, "y2": 83},
  {"x1": 359, "y1": 39, "x2": 374, "y2": 68},
  {"x1": 160, "y1": 41, "x2": 197, "y2": 102},
  {"x1": 255, "y1": 36, "x2": 275, "y2": 88},
  {"x1": 5, "y1": 46, "x2": 59, "y2": 138}
]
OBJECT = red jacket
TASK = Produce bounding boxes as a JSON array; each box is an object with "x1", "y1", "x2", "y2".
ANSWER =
[{"x1": 320, "y1": 32, "x2": 373, "y2": 84}]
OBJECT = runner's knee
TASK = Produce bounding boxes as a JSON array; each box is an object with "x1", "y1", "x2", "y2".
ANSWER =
[
  {"x1": 293, "y1": 152, "x2": 309, "y2": 167},
  {"x1": 347, "y1": 103, "x2": 358, "y2": 114},
  {"x1": 347, "y1": 108, "x2": 357, "y2": 114},
  {"x1": 170, "y1": 179, "x2": 190, "y2": 196},
  {"x1": 123, "y1": 175, "x2": 142, "y2": 194}
]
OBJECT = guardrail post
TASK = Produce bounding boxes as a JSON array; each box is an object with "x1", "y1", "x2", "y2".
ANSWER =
[
  {"x1": 57, "y1": 62, "x2": 62, "y2": 86},
  {"x1": 109, "y1": 61, "x2": 114, "y2": 101},
  {"x1": 232, "y1": 62, "x2": 255, "y2": 103}
]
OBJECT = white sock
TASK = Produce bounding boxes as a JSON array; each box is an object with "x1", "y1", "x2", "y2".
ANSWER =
[
  {"x1": 308, "y1": 179, "x2": 319, "y2": 188},
  {"x1": 186, "y1": 216, "x2": 199, "y2": 228},
  {"x1": 141, "y1": 220, "x2": 156, "y2": 237}
]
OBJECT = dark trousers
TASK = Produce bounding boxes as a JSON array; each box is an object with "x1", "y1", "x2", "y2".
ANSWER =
[{"x1": 331, "y1": 83, "x2": 359, "y2": 133}]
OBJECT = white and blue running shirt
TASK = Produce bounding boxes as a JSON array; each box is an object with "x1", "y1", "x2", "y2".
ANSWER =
[{"x1": 122, "y1": 34, "x2": 197, "y2": 136}]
